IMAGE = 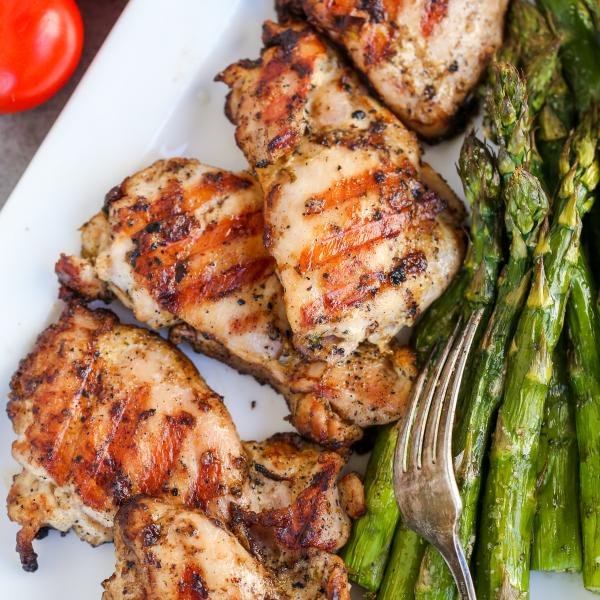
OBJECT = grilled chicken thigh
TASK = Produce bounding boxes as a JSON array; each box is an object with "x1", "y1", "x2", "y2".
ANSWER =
[
  {"x1": 277, "y1": 0, "x2": 508, "y2": 138},
  {"x1": 103, "y1": 496, "x2": 350, "y2": 600},
  {"x1": 218, "y1": 21, "x2": 465, "y2": 362},
  {"x1": 7, "y1": 303, "x2": 247, "y2": 571},
  {"x1": 7, "y1": 304, "x2": 360, "y2": 591},
  {"x1": 56, "y1": 158, "x2": 417, "y2": 447}
]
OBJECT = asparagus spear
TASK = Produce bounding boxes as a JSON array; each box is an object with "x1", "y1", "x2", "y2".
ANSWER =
[
  {"x1": 458, "y1": 135, "x2": 503, "y2": 313},
  {"x1": 485, "y1": 62, "x2": 545, "y2": 184},
  {"x1": 475, "y1": 107, "x2": 600, "y2": 599},
  {"x1": 537, "y1": 71, "x2": 576, "y2": 192},
  {"x1": 413, "y1": 272, "x2": 468, "y2": 365},
  {"x1": 542, "y1": 0, "x2": 600, "y2": 278},
  {"x1": 567, "y1": 246, "x2": 600, "y2": 591},
  {"x1": 455, "y1": 135, "x2": 504, "y2": 418},
  {"x1": 509, "y1": 0, "x2": 554, "y2": 63},
  {"x1": 414, "y1": 135, "x2": 503, "y2": 361},
  {"x1": 485, "y1": 0, "x2": 552, "y2": 105},
  {"x1": 378, "y1": 526, "x2": 427, "y2": 600},
  {"x1": 524, "y1": 42, "x2": 560, "y2": 116},
  {"x1": 538, "y1": 0, "x2": 600, "y2": 278},
  {"x1": 340, "y1": 423, "x2": 400, "y2": 591},
  {"x1": 485, "y1": 62, "x2": 529, "y2": 177},
  {"x1": 538, "y1": 0, "x2": 600, "y2": 113},
  {"x1": 378, "y1": 134, "x2": 503, "y2": 599},
  {"x1": 492, "y1": 1, "x2": 574, "y2": 192},
  {"x1": 414, "y1": 129, "x2": 505, "y2": 363},
  {"x1": 414, "y1": 169, "x2": 549, "y2": 600},
  {"x1": 531, "y1": 335, "x2": 583, "y2": 572}
]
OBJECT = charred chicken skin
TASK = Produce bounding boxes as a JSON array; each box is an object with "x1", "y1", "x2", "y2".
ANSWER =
[
  {"x1": 217, "y1": 21, "x2": 464, "y2": 363},
  {"x1": 56, "y1": 158, "x2": 417, "y2": 448},
  {"x1": 234, "y1": 433, "x2": 361, "y2": 556},
  {"x1": 102, "y1": 495, "x2": 351, "y2": 600},
  {"x1": 104, "y1": 433, "x2": 360, "y2": 599},
  {"x1": 277, "y1": 0, "x2": 508, "y2": 139},
  {"x1": 7, "y1": 303, "x2": 247, "y2": 572}
]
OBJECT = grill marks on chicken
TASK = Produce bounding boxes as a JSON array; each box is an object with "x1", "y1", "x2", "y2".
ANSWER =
[
  {"x1": 104, "y1": 433, "x2": 358, "y2": 599},
  {"x1": 231, "y1": 434, "x2": 359, "y2": 599},
  {"x1": 277, "y1": 0, "x2": 508, "y2": 138},
  {"x1": 293, "y1": 176, "x2": 445, "y2": 331},
  {"x1": 114, "y1": 175, "x2": 272, "y2": 312},
  {"x1": 220, "y1": 21, "x2": 419, "y2": 168},
  {"x1": 56, "y1": 158, "x2": 417, "y2": 448},
  {"x1": 7, "y1": 303, "x2": 246, "y2": 571},
  {"x1": 91, "y1": 160, "x2": 276, "y2": 333},
  {"x1": 218, "y1": 21, "x2": 464, "y2": 363}
]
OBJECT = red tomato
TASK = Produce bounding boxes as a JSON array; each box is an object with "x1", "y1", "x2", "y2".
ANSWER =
[{"x1": 0, "y1": 0, "x2": 83, "y2": 113}]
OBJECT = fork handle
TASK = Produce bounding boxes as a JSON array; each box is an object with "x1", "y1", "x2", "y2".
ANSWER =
[{"x1": 439, "y1": 535, "x2": 476, "y2": 600}]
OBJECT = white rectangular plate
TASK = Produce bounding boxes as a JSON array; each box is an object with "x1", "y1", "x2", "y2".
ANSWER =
[{"x1": 0, "y1": 1, "x2": 593, "y2": 598}]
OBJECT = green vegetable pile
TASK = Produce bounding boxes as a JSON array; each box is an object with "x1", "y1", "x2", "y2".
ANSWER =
[{"x1": 340, "y1": 1, "x2": 600, "y2": 597}]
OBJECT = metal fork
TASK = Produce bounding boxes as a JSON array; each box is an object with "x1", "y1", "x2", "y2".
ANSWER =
[{"x1": 393, "y1": 309, "x2": 484, "y2": 600}]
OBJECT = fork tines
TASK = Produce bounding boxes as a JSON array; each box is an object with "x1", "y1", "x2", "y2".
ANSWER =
[{"x1": 397, "y1": 309, "x2": 484, "y2": 475}]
